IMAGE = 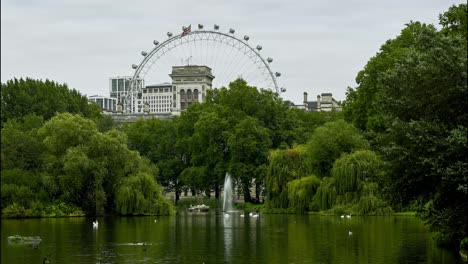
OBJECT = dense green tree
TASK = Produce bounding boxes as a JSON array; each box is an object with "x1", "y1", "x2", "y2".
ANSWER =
[
  {"x1": 1, "y1": 115, "x2": 44, "y2": 171},
  {"x1": 439, "y1": 3, "x2": 467, "y2": 38},
  {"x1": 287, "y1": 175, "x2": 321, "y2": 213},
  {"x1": 343, "y1": 4, "x2": 467, "y2": 248},
  {"x1": 1, "y1": 113, "x2": 173, "y2": 217},
  {"x1": 190, "y1": 106, "x2": 235, "y2": 199},
  {"x1": 228, "y1": 116, "x2": 271, "y2": 202},
  {"x1": 207, "y1": 79, "x2": 296, "y2": 148},
  {"x1": 266, "y1": 146, "x2": 309, "y2": 209},
  {"x1": 1, "y1": 78, "x2": 101, "y2": 127},
  {"x1": 125, "y1": 118, "x2": 186, "y2": 202},
  {"x1": 305, "y1": 120, "x2": 368, "y2": 177},
  {"x1": 331, "y1": 150, "x2": 391, "y2": 215}
]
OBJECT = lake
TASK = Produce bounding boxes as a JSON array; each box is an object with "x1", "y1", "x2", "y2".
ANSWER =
[{"x1": 1, "y1": 211, "x2": 461, "y2": 263}]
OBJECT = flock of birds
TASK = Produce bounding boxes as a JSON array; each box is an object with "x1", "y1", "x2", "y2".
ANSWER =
[
  {"x1": 224, "y1": 212, "x2": 259, "y2": 218},
  {"x1": 340, "y1": 214, "x2": 353, "y2": 236}
]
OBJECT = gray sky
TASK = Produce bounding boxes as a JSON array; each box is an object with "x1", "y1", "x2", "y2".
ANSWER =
[{"x1": 2, "y1": 0, "x2": 464, "y2": 104}]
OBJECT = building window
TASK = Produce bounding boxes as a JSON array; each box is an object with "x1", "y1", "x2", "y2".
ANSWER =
[
  {"x1": 187, "y1": 89, "x2": 192, "y2": 99},
  {"x1": 194, "y1": 89, "x2": 199, "y2": 100},
  {"x1": 118, "y1": 79, "x2": 124, "y2": 91},
  {"x1": 112, "y1": 80, "x2": 117, "y2": 91}
]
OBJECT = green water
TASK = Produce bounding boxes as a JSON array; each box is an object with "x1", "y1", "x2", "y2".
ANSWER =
[{"x1": 1, "y1": 211, "x2": 461, "y2": 263}]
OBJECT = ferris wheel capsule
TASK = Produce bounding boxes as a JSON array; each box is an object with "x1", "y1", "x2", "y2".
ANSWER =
[
  {"x1": 275, "y1": 72, "x2": 281, "y2": 77},
  {"x1": 198, "y1": 24, "x2": 204, "y2": 30},
  {"x1": 214, "y1": 24, "x2": 220, "y2": 30},
  {"x1": 167, "y1": 32, "x2": 173, "y2": 37},
  {"x1": 256, "y1": 45, "x2": 262, "y2": 51},
  {"x1": 229, "y1": 28, "x2": 235, "y2": 34},
  {"x1": 153, "y1": 40, "x2": 159, "y2": 45},
  {"x1": 280, "y1": 87, "x2": 286, "y2": 92},
  {"x1": 141, "y1": 51, "x2": 148, "y2": 56},
  {"x1": 267, "y1": 57, "x2": 273, "y2": 63},
  {"x1": 132, "y1": 64, "x2": 138, "y2": 69},
  {"x1": 244, "y1": 35, "x2": 250, "y2": 41}
]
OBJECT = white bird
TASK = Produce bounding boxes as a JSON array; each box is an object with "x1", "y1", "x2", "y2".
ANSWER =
[
  {"x1": 252, "y1": 213, "x2": 259, "y2": 218},
  {"x1": 93, "y1": 220, "x2": 98, "y2": 228},
  {"x1": 249, "y1": 212, "x2": 253, "y2": 217},
  {"x1": 341, "y1": 215, "x2": 345, "y2": 218},
  {"x1": 224, "y1": 213, "x2": 229, "y2": 218},
  {"x1": 346, "y1": 214, "x2": 352, "y2": 219},
  {"x1": 348, "y1": 230, "x2": 353, "y2": 236},
  {"x1": 154, "y1": 219, "x2": 157, "y2": 223},
  {"x1": 240, "y1": 214, "x2": 245, "y2": 217}
]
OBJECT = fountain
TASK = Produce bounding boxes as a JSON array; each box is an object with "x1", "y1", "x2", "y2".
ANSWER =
[{"x1": 223, "y1": 173, "x2": 233, "y2": 212}]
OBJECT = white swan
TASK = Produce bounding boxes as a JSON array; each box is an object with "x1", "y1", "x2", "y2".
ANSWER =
[
  {"x1": 252, "y1": 213, "x2": 259, "y2": 218},
  {"x1": 240, "y1": 214, "x2": 245, "y2": 217},
  {"x1": 348, "y1": 230, "x2": 353, "y2": 236},
  {"x1": 93, "y1": 220, "x2": 98, "y2": 228},
  {"x1": 249, "y1": 212, "x2": 253, "y2": 217},
  {"x1": 346, "y1": 214, "x2": 352, "y2": 219},
  {"x1": 224, "y1": 213, "x2": 229, "y2": 218},
  {"x1": 340, "y1": 215, "x2": 345, "y2": 218}
]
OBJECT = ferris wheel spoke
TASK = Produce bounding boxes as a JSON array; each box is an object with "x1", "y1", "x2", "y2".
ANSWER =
[{"x1": 126, "y1": 28, "x2": 280, "y2": 112}]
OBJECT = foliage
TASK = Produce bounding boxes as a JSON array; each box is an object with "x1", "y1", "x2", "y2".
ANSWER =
[
  {"x1": 1, "y1": 77, "x2": 101, "y2": 127},
  {"x1": 1, "y1": 113, "x2": 173, "y2": 217},
  {"x1": 115, "y1": 173, "x2": 174, "y2": 215},
  {"x1": 439, "y1": 3, "x2": 467, "y2": 38},
  {"x1": 332, "y1": 150, "x2": 384, "y2": 194},
  {"x1": 311, "y1": 177, "x2": 336, "y2": 211},
  {"x1": 305, "y1": 120, "x2": 368, "y2": 177},
  {"x1": 125, "y1": 118, "x2": 185, "y2": 201},
  {"x1": 228, "y1": 116, "x2": 271, "y2": 202},
  {"x1": 287, "y1": 176, "x2": 321, "y2": 213},
  {"x1": 266, "y1": 146, "x2": 309, "y2": 209},
  {"x1": 342, "y1": 4, "x2": 467, "y2": 248}
]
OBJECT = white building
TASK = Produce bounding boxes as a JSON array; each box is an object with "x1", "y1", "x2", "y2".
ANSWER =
[
  {"x1": 109, "y1": 76, "x2": 144, "y2": 113},
  {"x1": 142, "y1": 82, "x2": 173, "y2": 113},
  {"x1": 170, "y1": 65, "x2": 214, "y2": 115},
  {"x1": 293, "y1": 92, "x2": 342, "y2": 112},
  {"x1": 105, "y1": 66, "x2": 213, "y2": 115},
  {"x1": 88, "y1": 95, "x2": 117, "y2": 113}
]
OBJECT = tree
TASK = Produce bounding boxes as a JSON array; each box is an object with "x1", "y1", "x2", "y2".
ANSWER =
[
  {"x1": 305, "y1": 120, "x2": 368, "y2": 177},
  {"x1": 1, "y1": 78, "x2": 101, "y2": 127},
  {"x1": 207, "y1": 79, "x2": 296, "y2": 148},
  {"x1": 190, "y1": 107, "x2": 234, "y2": 199},
  {"x1": 228, "y1": 116, "x2": 271, "y2": 202},
  {"x1": 266, "y1": 146, "x2": 309, "y2": 209},
  {"x1": 343, "y1": 4, "x2": 467, "y2": 248},
  {"x1": 31, "y1": 113, "x2": 172, "y2": 216}
]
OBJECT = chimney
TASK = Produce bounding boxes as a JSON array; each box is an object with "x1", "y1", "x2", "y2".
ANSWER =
[
  {"x1": 303, "y1": 92, "x2": 308, "y2": 110},
  {"x1": 317, "y1": 95, "x2": 321, "y2": 110}
]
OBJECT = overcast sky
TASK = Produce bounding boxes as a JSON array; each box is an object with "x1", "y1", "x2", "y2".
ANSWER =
[{"x1": 1, "y1": 0, "x2": 464, "y2": 104}]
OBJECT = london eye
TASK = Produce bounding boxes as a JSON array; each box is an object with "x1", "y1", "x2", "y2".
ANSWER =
[{"x1": 125, "y1": 24, "x2": 283, "y2": 113}]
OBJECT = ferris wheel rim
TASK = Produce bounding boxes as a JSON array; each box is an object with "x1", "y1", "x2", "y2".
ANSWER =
[{"x1": 125, "y1": 27, "x2": 281, "y2": 113}]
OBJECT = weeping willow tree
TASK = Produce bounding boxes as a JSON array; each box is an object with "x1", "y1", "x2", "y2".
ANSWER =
[
  {"x1": 115, "y1": 173, "x2": 174, "y2": 215},
  {"x1": 311, "y1": 177, "x2": 337, "y2": 211},
  {"x1": 331, "y1": 150, "x2": 392, "y2": 214},
  {"x1": 287, "y1": 175, "x2": 321, "y2": 213},
  {"x1": 266, "y1": 145, "x2": 309, "y2": 209}
]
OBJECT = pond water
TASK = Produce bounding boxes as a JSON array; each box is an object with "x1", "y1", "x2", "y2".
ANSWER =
[{"x1": 1, "y1": 211, "x2": 461, "y2": 263}]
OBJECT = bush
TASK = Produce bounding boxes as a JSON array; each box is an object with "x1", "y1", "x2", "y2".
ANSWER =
[{"x1": 287, "y1": 175, "x2": 321, "y2": 213}]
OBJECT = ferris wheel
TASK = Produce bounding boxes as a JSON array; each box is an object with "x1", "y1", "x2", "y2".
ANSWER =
[{"x1": 125, "y1": 24, "x2": 284, "y2": 113}]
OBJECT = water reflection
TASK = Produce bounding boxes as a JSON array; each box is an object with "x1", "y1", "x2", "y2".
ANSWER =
[{"x1": 1, "y1": 213, "x2": 462, "y2": 263}]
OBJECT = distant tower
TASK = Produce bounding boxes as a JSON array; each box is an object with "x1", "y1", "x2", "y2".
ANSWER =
[
  {"x1": 170, "y1": 65, "x2": 214, "y2": 115},
  {"x1": 303, "y1": 92, "x2": 308, "y2": 110},
  {"x1": 317, "y1": 94, "x2": 321, "y2": 110}
]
